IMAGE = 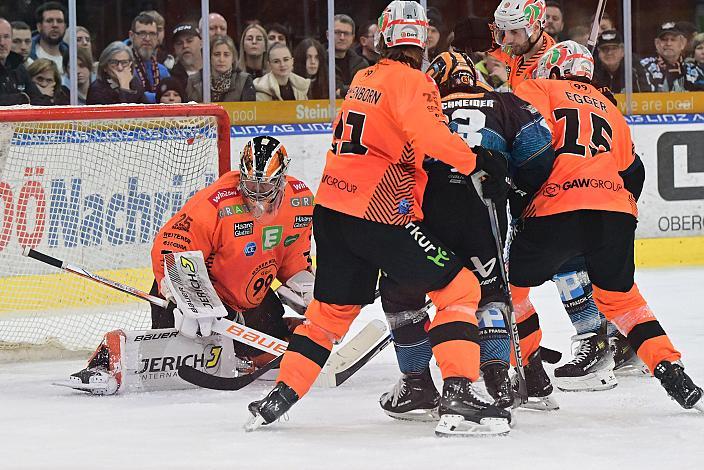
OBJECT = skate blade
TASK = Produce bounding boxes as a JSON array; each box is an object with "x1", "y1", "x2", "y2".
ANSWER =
[
  {"x1": 516, "y1": 395, "x2": 560, "y2": 411},
  {"x1": 383, "y1": 407, "x2": 439, "y2": 422},
  {"x1": 243, "y1": 413, "x2": 267, "y2": 432},
  {"x1": 694, "y1": 398, "x2": 704, "y2": 413},
  {"x1": 434, "y1": 415, "x2": 510, "y2": 437},
  {"x1": 52, "y1": 380, "x2": 112, "y2": 395},
  {"x1": 555, "y1": 371, "x2": 617, "y2": 392},
  {"x1": 614, "y1": 364, "x2": 649, "y2": 377}
]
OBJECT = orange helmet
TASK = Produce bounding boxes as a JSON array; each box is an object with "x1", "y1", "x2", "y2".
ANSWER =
[
  {"x1": 239, "y1": 136, "x2": 290, "y2": 218},
  {"x1": 427, "y1": 50, "x2": 478, "y2": 96}
]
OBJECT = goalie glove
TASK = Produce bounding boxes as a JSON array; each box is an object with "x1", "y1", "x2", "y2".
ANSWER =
[
  {"x1": 277, "y1": 270, "x2": 315, "y2": 315},
  {"x1": 173, "y1": 306, "x2": 224, "y2": 339}
]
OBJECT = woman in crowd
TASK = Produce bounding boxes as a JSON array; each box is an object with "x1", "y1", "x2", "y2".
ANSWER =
[
  {"x1": 26, "y1": 58, "x2": 69, "y2": 105},
  {"x1": 87, "y1": 41, "x2": 146, "y2": 105},
  {"x1": 156, "y1": 76, "x2": 186, "y2": 103},
  {"x1": 239, "y1": 24, "x2": 269, "y2": 79},
  {"x1": 254, "y1": 42, "x2": 309, "y2": 101},
  {"x1": 293, "y1": 37, "x2": 328, "y2": 99},
  {"x1": 61, "y1": 47, "x2": 94, "y2": 105},
  {"x1": 187, "y1": 35, "x2": 255, "y2": 102}
]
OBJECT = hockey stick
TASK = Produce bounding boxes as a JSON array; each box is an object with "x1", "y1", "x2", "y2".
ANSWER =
[
  {"x1": 470, "y1": 174, "x2": 528, "y2": 404},
  {"x1": 178, "y1": 355, "x2": 283, "y2": 391},
  {"x1": 587, "y1": 0, "x2": 608, "y2": 53}
]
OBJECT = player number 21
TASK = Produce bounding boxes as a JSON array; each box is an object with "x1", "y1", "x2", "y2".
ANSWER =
[{"x1": 331, "y1": 111, "x2": 369, "y2": 156}]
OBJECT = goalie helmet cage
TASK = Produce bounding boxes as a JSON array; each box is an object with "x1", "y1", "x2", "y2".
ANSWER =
[{"x1": 0, "y1": 104, "x2": 231, "y2": 361}]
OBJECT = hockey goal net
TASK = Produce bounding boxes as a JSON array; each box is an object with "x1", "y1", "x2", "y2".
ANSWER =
[{"x1": 0, "y1": 104, "x2": 230, "y2": 360}]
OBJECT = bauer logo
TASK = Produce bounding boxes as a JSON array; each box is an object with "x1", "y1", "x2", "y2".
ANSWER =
[
  {"x1": 657, "y1": 130, "x2": 704, "y2": 201},
  {"x1": 244, "y1": 241, "x2": 257, "y2": 256},
  {"x1": 234, "y1": 221, "x2": 254, "y2": 237}
]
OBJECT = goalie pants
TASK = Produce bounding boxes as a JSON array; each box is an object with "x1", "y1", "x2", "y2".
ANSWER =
[
  {"x1": 509, "y1": 210, "x2": 681, "y2": 374},
  {"x1": 277, "y1": 204, "x2": 483, "y2": 398},
  {"x1": 149, "y1": 283, "x2": 290, "y2": 360}
]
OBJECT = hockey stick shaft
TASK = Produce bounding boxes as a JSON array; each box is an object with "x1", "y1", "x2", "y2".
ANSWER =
[{"x1": 587, "y1": 0, "x2": 608, "y2": 52}]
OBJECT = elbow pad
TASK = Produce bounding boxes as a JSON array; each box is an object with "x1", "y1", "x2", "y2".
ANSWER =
[{"x1": 619, "y1": 154, "x2": 645, "y2": 201}]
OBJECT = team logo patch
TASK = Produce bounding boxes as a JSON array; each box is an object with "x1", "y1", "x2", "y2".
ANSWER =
[
  {"x1": 209, "y1": 187, "x2": 240, "y2": 207},
  {"x1": 234, "y1": 221, "x2": 254, "y2": 237},
  {"x1": 542, "y1": 182, "x2": 560, "y2": 197},
  {"x1": 283, "y1": 234, "x2": 300, "y2": 247},
  {"x1": 293, "y1": 215, "x2": 313, "y2": 229},
  {"x1": 398, "y1": 198, "x2": 411, "y2": 215},
  {"x1": 262, "y1": 226, "x2": 283, "y2": 250},
  {"x1": 244, "y1": 241, "x2": 257, "y2": 256}
]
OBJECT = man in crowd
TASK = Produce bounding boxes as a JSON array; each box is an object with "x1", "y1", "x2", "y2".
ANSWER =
[
  {"x1": 10, "y1": 21, "x2": 32, "y2": 65},
  {"x1": 204, "y1": 13, "x2": 228, "y2": 40},
  {"x1": 30, "y1": 2, "x2": 68, "y2": 75},
  {"x1": 1, "y1": 17, "x2": 41, "y2": 105},
  {"x1": 356, "y1": 20, "x2": 379, "y2": 65},
  {"x1": 640, "y1": 22, "x2": 687, "y2": 92},
  {"x1": 593, "y1": 29, "x2": 651, "y2": 93},
  {"x1": 329, "y1": 14, "x2": 368, "y2": 97},
  {"x1": 169, "y1": 23, "x2": 203, "y2": 91},
  {"x1": 544, "y1": 1, "x2": 565, "y2": 41},
  {"x1": 129, "y1": 13, "x2": 170, "y2": 103}
]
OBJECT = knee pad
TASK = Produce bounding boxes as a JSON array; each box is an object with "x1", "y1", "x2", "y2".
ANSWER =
[{"x1": 553, "y1": 270, "x2": 603, "y2": 335}]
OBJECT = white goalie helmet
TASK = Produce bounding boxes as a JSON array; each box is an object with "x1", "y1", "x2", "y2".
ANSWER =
[
  {"x1": 376, "y1": 0, "x2": 429, "y2": 51},
  {"x1": 493, "y1": 0, "x2": 546, "y2": 45},
  {"x1": 533, "y1": 40, "x2": 595, "y2": 81}
]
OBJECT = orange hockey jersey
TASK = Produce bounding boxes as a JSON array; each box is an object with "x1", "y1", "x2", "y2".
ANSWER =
[
  {"x1": 151, "y1": 173, "x2": 313, "y2": 311},
  {"x1": 490, "y1": 32, "x2": 555, "y2": 91},
  {"x1": 514, "y1": 78, "x2": 638, "y2": 218},
  {"x1": 314, "y1": 58, "x2": 478, "y2": 226}
]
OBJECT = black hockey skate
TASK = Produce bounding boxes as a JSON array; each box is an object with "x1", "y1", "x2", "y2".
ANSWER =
[
  {"x1": 481, "y1": 363, "x2": 514, "y2": 408},
  {"x1": 610, "y1": 332, "x2": 648, "y2": 376},
  {"x1": 515, "y1": 349, "x2": 559, "y2": 411},
  {"x1": 435, "y1": 377, "x2": 512, "y2": 436},
  {"x1": 53, "y1": 344, "x2": 119, "y2": 395},
  {"x1": 554, "y1": 332, "x2": 617, "y2": 392},
  {"x1": 379, "y1": 368, "x2": 440, "y2": 422},
  {"x1": 244, "y1": 382, "x2": 299, "y2": 431},
  {"x1": 653, "y1": 361, "x2": 704, "y2": 412}
]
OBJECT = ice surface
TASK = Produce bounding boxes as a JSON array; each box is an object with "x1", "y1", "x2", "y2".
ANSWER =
[{"x1": 2, "y1": 267, "x2": 703, "y2": 470}]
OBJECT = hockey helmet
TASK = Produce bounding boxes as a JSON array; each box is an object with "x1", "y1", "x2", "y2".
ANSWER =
[
  {"x1": 239, "y1": 136, "x2": 290, "y2": 218},
  {"x1": 376, "y1": 0, "x2": 429, "y2": 51},
  {"x1": 427, "y1": 51, "x2": 478, "y2": 96},
  {"x1": 533, "y1": 40, "x2": 594, "y2": 81},
  {"x1": 493, "y1": 0, "x2": 546, "y2": 45}
]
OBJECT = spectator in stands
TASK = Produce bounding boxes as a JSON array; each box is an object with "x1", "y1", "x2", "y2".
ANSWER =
[
  {"x1": 544, "y1": 1, "x2": 565, "y2": 41},
  {"x1": 27, "y1": 58, "x2": 69, "y2": 105},
  {"x1": 30, "y1": 2, "x2": 68, "y2": 75},
  {"x1": 1, "y1": 17, "x2": 43, "y2": 105},
  {"x1": 187, "y1": 35, "x2": 255, "y2": 102},
  {"x1": 356, "y1": 20, "x2": 379, "y2": 66},
  {"x1": 684, "y1": 33, "x2": 704, "y2": 91},
  {"x1": 254, "y1": 42, "x2": 309, "y2": 101},
  {"x1": 329, "y1": 14, "x2": 367, "y2": 97},
  {"x1": 266, "y1": 23, "x2": 290, "y2": 48},
  {"x1": 590, "y1": 12, "x2": 615, "y2": 34},
  {"x1": 676, "y1": 21, "x2": 698, "y2": 57},
  {"x1": 156, "y1": 76, "x2": 186, "y2": 103},
  {"x1": 427, "y1": 8, "x2": 449, "y2": 60},
  {"x1": 87, "y1": 41, "x2": 145, "y2": 105},
  {"x1": 63, "y1": 26, "x2": 92, "y2": 53},
  {"x1": 640, "y1": 22, "x2": 687, "y2": 92},
  {"x1": 206, "y1": 13, "x2": 228, "y2": 39},
  {"x1": 141, "y1": 10, "x2": 173, "y2": 68},
  {"x1": 593, "y1": 29, "x2": 651, "y2": 93},
  {"x1": 11, "y1": 21, "x2": 32, "y2": 64},
  {"x1": 239, "y1": 23, "x2": 268, "y2": 79},
  {"x1": 567, "y1": 25, "x2": 590, "y2": 46},
  {"x1": 62, "y1": 47, "x2": 94, "y2": 104},
  {"x1": 293, "y1": 37, "x2": 328, "y2": 99},
  {"x1": 130, "y1": 13, "x2": 170, "y2": 103},
  {"x1": 170, "y1": 23, "x2": 203, "y2": 91}
]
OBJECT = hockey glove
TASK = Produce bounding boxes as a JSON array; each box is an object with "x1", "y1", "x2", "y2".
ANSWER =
[
  {"x1": 159, "y1": 277, "x2": 176, "y2": 304},
  {"x1": 471, "y1": 146, "x2": 510, "y2": 201},
  {"x1": 277, "y1": 270, "x2": 315, "y2": 315},
  {"x1": 173, "y1": 307, "x2": 222, "y2": 339}
]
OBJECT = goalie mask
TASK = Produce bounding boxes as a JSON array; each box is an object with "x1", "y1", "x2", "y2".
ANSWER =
[
  {"x1": 533, "y1": 40, "x2": 594, "y2": 81},
  {"x1": 376, "y1": 0, "x2": 429, "y2": 51},
  {"x1": 239, "y1": 136, "x2": 290, "y2": 219},
  {"x1": 427, "y1": 51, "x2": 478, "y2": 96}
]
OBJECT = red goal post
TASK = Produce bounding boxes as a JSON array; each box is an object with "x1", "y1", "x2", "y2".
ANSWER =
[{"x1": 0, "y1": 103, "x2": 231, "y2": 360}]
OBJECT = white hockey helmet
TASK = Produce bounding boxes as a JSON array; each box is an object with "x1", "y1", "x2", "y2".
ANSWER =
[
  {"x1": 533, "y1": 40, "x2": 595, "y2": 81},
  {"x1": 376, "y1": 0, "x2": 429, "y2": 51},
  {"x1": 493, "y1": 0, "x2": 546, "y2": 45}
]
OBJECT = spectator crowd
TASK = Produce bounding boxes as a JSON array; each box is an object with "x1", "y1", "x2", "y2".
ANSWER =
[{"x1": 2, "y1": 1, "x2": 704, "y2": 107}]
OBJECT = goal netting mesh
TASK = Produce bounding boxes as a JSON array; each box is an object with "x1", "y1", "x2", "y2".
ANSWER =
[{"x1": 0, "y1": 104, "x2": 230, "y2": 359}]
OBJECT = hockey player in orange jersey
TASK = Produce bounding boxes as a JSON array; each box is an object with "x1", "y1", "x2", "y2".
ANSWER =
[
  {"x1": 510, "y1": 41, "x2": 704, "y2": 412},
  {"x1": 62, "y1": 136, "x2": 316, "y2": 395},
  {"x1": 246, "y1": 1, "x2": 513, "y2": 437}
]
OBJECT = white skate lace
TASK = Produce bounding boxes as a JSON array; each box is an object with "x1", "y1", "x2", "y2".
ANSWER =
[
  {"x1": 567, "y1": 333, "x2": 595, "y2": 365},
  {"x1": 388, "y1": 377, "x2": 408, "y2": 407}
]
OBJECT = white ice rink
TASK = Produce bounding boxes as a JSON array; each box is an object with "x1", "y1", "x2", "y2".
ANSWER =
[{"x1": 2, "y1": 267, "x2": 703, "y2": 470}]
